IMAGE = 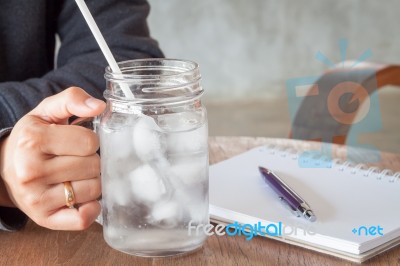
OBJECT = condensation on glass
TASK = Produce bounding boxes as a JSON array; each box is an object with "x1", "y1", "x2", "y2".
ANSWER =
[{"x1": 99, "y1": 59, "x2": 209, "y2": 257}]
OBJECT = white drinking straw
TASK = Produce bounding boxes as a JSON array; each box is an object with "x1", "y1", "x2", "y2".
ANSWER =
[{"x1": 75, "y1": 0, "x2": 134, "y2": 99}]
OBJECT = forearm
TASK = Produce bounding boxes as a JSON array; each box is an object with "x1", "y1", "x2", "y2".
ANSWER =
[
  {"x1": 0, "y1": 64, "x2": 104, "y2": 131},
  {"x1": 0, "y1": 0, "x2": 163, "y2": 132}
]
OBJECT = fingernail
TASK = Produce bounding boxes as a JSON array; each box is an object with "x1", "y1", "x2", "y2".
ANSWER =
[{"x1": 85, "y1": 98, "x2": 101, "y2": 110}]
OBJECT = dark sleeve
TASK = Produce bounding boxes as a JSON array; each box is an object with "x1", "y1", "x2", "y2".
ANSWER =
[
  {"x1": 0, "y1": 128, "x2": 28, "y2": 231},
  {"x1": 0, "y1": 0, "x2": 163, "y2": 130},
  {"x1": 0, "y1": 207, "x2": 28, "y2": 231}
]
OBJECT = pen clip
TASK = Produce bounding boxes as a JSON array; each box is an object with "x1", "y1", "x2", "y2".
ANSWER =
[{"x1": 279, "y1": 197, "x2": 301, "y2": 217}]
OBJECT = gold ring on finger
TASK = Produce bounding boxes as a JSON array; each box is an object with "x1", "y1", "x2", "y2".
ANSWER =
[{"x1": 63, "y1": 181, "x2": 76, "y2": 208}]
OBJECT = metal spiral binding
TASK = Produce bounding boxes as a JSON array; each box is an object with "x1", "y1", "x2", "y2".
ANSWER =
[
  {"x1": 338, "y1": 161, "x2": 353, "y2": 172},
  {"x1": 350, "y1": 163, "x2": 367, "y2": 174},
  {"x1": 390, "y1": 172, "x2": 400, "y2": 183},
  {"x1": 264, "y1": 145, "x2": 400, "y2": 183}
]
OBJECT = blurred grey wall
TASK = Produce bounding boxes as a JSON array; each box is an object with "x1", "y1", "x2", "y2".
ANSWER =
[{"x1": 147, "y1": 0, "x2": 400, "y2": 100}]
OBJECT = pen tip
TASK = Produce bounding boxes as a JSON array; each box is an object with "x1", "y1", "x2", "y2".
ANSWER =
[{"x1": 305, "y1": 210, "x2": 317, "y2": 222}]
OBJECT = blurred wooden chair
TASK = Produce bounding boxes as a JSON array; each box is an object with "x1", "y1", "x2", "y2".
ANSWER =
[{"x1": 289, "y1": 61, "x2": 400, "y2": 145}]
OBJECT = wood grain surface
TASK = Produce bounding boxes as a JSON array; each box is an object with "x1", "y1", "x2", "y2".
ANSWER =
[{"x1": 1, "y1": 136, "x2": 399, "y2": 266}]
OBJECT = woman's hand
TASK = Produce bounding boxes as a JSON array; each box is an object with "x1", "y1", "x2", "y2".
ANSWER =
[{"x1": 0, "y1": 87, "x2": 106, "y2": 230}]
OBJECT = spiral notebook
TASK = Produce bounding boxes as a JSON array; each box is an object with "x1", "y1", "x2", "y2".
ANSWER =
[{"x1": 209, "y1": 145, "x2": 400, "y2": 263}]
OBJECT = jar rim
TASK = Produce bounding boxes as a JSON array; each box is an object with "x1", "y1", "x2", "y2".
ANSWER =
[
  {"x1": 103, "y1": 58, "x2": 203, "y2": 105},
  {"x1": 104, "y1": 58, "x2": 200, "y2": 81}
]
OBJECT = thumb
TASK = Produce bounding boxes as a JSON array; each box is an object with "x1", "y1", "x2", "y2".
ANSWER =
[{"x1": 29, "y1": 87, "x2": 106, "y2": 124}]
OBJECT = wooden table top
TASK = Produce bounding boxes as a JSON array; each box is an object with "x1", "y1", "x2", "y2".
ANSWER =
[{"x1": 1, "y1": 136, "x2": 399, "y2": 266}]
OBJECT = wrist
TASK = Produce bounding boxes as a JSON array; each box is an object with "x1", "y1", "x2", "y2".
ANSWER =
[{"x1": 0, "y1": 133, "x2": 15, "y2": 207}]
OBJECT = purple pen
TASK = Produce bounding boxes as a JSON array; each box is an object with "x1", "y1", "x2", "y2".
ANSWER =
[{"x1": 259, "y1": 166, "x2": 317, "y2": 222}]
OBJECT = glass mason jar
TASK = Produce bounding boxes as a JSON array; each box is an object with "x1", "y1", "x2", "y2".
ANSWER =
[{"x1": 99, "y1": 59, "x2": 209, "y2": 257}]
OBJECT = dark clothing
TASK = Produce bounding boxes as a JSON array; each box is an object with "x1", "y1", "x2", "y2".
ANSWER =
[
  {"x1": 0, "y1": 0, "x2": 163, "y2": 129},
  {"x1": 0, "y1": 0, "x2": 163, "y2": 230}
]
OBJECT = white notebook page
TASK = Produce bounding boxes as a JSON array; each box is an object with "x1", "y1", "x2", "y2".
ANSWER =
[{"x1": 209, "y1": 146, "x2": 400, "y2": 254}]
